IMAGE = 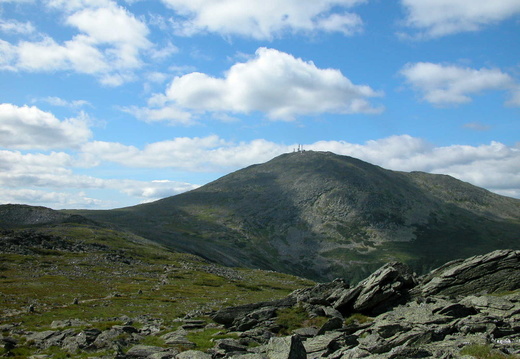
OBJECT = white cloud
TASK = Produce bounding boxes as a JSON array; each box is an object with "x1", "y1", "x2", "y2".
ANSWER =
[
  {"x1": 0, "y1": 19, "x2": 35, "y2": 34},
  {"x1": 118, "y1": 179, "x2": 199, "y2": 202},
  {"x1": 463, "y1": 122, "x2": 491, "y2": 132},
  {"x1": 1, "y1": 2, "x2": 153, "y2": 85},
  {"x1": 136, "y1": 47, "x2": 383, "y2": 123},
  {"x1": 3, "y1": 134, "x2": 520, "y2": 209},
  {"x1": 161, "y1": 0, "x2": 365, "y2": 39},
  {"x1": 507, "y1": 88, "x2": 520, "y2": 107},
  {"x1": 44, "y1": 0, "x2": 112, "y2": 12},
  {"x1": 124, "y1": 105, "x2": 194, "y2": 125},
  {"x1": 0, "y1": 149, "x2": 200, "y2": 208},
  {"x1": 308, "y1": 135, "x2": 520, "y2": 198},
  {"x1": 80, "y1": 136, "x2": 293, "y2": 171},
  {"x1": 400, "y1": 62, "x2": 519, "y2": 106},
  {"x1": 84, "y1": 135, "x2": 520, "y2": 198},
  {"x1": 36, "y1": 96, "x2": 90, "y2": 108},
  {"x1": 81, "y1": 134, "x2": 520, "y2": 199},
  {"x1": 401, "y1": 0, "x2": 520, "y2": 38},
  {"x1": 0, "y1": 103, "x2": 92, "y2": 150},
  {"x1": 0, "y1": 188, "x2": 106, "y2": 208}
]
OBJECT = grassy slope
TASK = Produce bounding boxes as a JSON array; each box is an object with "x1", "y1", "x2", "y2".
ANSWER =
[{"x1": 0, "y1": 223, "x2": 314, "y2": 331}]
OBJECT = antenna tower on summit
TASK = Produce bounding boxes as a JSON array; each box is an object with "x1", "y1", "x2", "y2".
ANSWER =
[{"x1": 293, "y1": 144, "x2": 305, "y2": 153}]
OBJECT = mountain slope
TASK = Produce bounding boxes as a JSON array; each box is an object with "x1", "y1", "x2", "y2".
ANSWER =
[
  {"x1": 74, "y1": 151, "x2": 520, "y2": 282},
  {"x1": 0, "y1": 207, "x2": 313, "y2": 328}
]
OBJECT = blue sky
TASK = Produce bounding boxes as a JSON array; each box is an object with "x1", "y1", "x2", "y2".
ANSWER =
[{"x1": 0, "y1": 0, "x2": 519, "y2": 209}]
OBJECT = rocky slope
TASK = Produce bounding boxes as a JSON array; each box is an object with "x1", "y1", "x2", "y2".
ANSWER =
[
  {"x1": 75, "y1": 151, "x2": 520, "y2": 282},
  {"x1": 2, "y1": 249, "x2": 519, "y2": 358}
]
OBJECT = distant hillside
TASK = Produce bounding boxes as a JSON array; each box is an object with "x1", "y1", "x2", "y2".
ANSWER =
[
  {"x1": 0, "y1": 208, "x2": 313, "y2": 328},
  {"x1": 0, "y1": 204, "x2": 95, "y2": 228},
  {"x1": 73, "y1": 151, "x2": 520, "y2": 282}
]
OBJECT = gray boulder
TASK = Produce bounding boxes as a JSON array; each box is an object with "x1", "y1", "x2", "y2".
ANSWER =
[
  {"x1": 266, "y1": 335, "x2": 306, "y2": 359},
  {"x1": 213, "y1": 297, "x2": 296, "y2": 327},
  {"x1": 416, "y1": 249, "x2": 520, "y2": 297},
  {"x1": 175, "y1": 350, "x2": 212, "y2": 359},
  {"x1": 333, "y1": 262, "x2": 417, "y2": 315},
  {"x1": 126, "y1": 344, "x2": 172, "y2": 358}
]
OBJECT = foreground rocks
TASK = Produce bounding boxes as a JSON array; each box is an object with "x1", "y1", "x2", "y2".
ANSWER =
[{"x1": 2, "y1": 249, "x2": 520, "y2": 358}]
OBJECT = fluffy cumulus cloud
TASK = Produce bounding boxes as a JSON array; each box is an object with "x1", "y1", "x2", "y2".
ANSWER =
[
  {"x1": 0, "y1": 19, "x2": 35, "y2": 34},
  {"x1": 0, "y1": 149, "x2": 200, "y2": 208},
  {"x1": 401, "y1": 0, "x2": 520, "y2": 38},
  {"x1": 160, "y1": 0, "x2": 365, "y2": 39},
  {"x1": 309, "y1": 136, "x2": 520, "y2": 198},
  {"x1": 135, "y1": 47, "x2": 383, "y2": 123},
  {"x1": 2, "y1": 134, "x2": 520, "y2": 208},
  {"x1": 118, "y1": 180, "x2": 199, "y2": 202},
  {"x1": 0, "y1": 1, "x2": 152, "y2": 85},
  {"x1": 80, "y1": 135, "x2": 287, "y2": 170},
  {"x1": 80, "y1": 134, "x2": 520, "y2": 199},
  {"x1": 400, "y1": 62, "x2": 519, "y2": 106},
  {"x1": 0, "y1": 103, "x2": 92, "y2": 150},
  {"x1": 0, "y1": 189, "x2": 105, "y2": 208}
]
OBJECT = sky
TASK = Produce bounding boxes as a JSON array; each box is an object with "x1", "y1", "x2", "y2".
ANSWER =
[{"x1": 0, "y1": 0, "x2": 519, "y2": 210}]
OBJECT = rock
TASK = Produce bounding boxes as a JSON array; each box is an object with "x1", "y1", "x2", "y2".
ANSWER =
[
  {"x1": 147, "y1": 353, "x2": 177, "y2": 359},
  {"x1": 334, "y1": 262, "x2": 417, "y2": 315},
  {"x1": 266, "y1": 335, "x2": 306, "y2": 359},
  {"x1": 161, "y1": 330, "x2": 196, "y2": 348},
  {"x1": 181, "y1": 319, "x2": 206, "y2": 330},
  {"x1": 386, "y1": 345, "x2": 432, "y2": 358},
  {"x1": 302, "y1": 331, "x2": 349, "y2": 356},
  {"x1": 292, "y1": 327, "x2": 318, "y2": 338},
  {"x1": 432, "y1": 302, "x2": 477, "y2": 318},
  {"x1": 50, "y1": 319, "x2": 87, "y2": 329},
  {"x1": 213, "y1": 297, "x2": 296, "y2": 327},
  {"x1": 25, "y1": 330, "x2": 58, "y2": 345},
  {"x1": 176, "y1": 350, "x2": 212, "y2": 359},
  {"x1": 289, "y1": 279, "x2": 349, "y2": 305},
  {"x1": 0, "y1": 336, "x2": 17, "y2": 352},
  {"x1": 126, "y1": 344, "x2": 169, "y2": 358},
  {"x1": 460, "y1": 295, "x2": 516, "y2": 312},
  {"x1": 228, "y1": 354, "x2": 267, "y2": 359},
  {"x1": 316, "y1": 317, "x2": 343, "y2": 335},
  {"x1": 214, "y1": 338, "x2": 248, "y2": 352},
  {"x1": 416, "y1": 249, "x2": 520, "y2": 297}
]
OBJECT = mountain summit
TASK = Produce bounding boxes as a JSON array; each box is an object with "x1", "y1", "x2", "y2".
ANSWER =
[{"x1": 78, "y1": 151, "x2": 520, "y2": 282}]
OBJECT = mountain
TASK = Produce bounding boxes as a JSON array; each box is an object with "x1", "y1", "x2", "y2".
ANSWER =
[{"x1": 73, "y1": 151, "x2": 520, "y2": 282}]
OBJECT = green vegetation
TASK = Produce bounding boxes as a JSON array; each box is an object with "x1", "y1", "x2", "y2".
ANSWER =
[
  {"x1": 460, "y1": 344, "x2": 517, "y2": 359},
  {"x1": 344, "y1": 313, "x2": 374, "y2": 326},
  {"x1": 186, "y1": 327, "x2": 239, "y2": 351},
  {"x1": 0, "y1": 223, "x2": 314, "y2": 331},
  {"x1": 275, "y1": 305, "x2": 328, "y2": 335}
]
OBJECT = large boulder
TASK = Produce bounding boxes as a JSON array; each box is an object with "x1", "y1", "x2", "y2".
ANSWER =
[
  {"x1": 213, "y1": 297, "x2": 296, "y2": 327},
  {"x1": 414, "y1": 249, "x2": 520, "y2": 297},
  {"x1": 333, "y1": 262, "x2": 417, "y2": 315},
  {"x1": 266, "y1": 335, "x2": 306, "y2": 359}
]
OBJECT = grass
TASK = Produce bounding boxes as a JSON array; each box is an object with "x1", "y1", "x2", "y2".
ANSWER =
[
  {"x1": 0, "y1": 222, "x2": 315, "y2": 358},
  {"x1": 0, "y1": 224, "x2": 314, "y2": 331},
  {"x1": 275, "y1": 305, "x2": 328, "y2": 336},
  {"x1": 186, "y1": 327, "x2": 239, "y2": 351},
  {"x1": 460, "y1": 344, "x2": 518, "y2": 359},
  {"x1": 344, "y1": 313, "x2": 374, "y2": 326}
]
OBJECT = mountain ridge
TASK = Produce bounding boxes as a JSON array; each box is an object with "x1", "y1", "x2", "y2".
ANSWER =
[{"x1": 65, "y1": 151, "x2": 520, "y2": 282}]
